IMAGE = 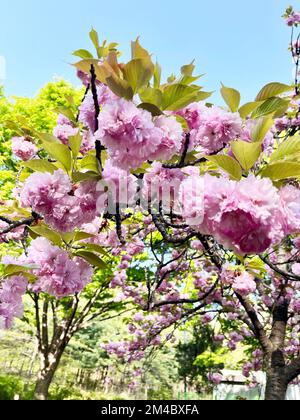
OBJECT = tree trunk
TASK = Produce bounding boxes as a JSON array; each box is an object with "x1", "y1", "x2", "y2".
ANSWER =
[
  {"x1": 34, "y1": 367, "x2": 57, "y2": 401},
  {"x1": 264, "y1": 350, "x2": 288, "y2": 400},
  {"x1": 265, "y1": 369, "x2": 288, "y2": 400},
  {"x1": 34, "y1": 348, "x2": 64, "y2": 400}
]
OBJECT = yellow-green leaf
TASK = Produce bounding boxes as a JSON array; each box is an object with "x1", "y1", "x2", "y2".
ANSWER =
[
  {"x1": 131, "y1": 37, "x2": 151, "y2": 60},
  {"x1": 270, "y1": 135, "x2": 300, "y2": 163},
  {"x1": 231, "y1": 140, "x2": 262, "y2": 171},
  {"x1": 137, "y1": 103, "x2": 163, "y2": 117},
  {"x1": 69, "y1": 133, "x2": 82, "y2": 159},
  {"x1": 123, "y1": 58, "x2": 154, "y2": 94},
  {"x1": 239, "y1": 102, "x2": 261, "y2": 119},
  {"x1": 80, "y1": 154, "x2": 99, "y2": 174},
  {"x1": 181, "y1": 61, "x2": 195, "y2": 77},
  {"x1": 73, "y1": 49, "x2": 94, "y2": 59},
  {"x1": 89, "y1": 28, "x2": 100, "y2": 50},
  {"x1": 28, "y1": 226, "x2": 62, "y2": 246},
  {"x1": 23, "y1": 160, "x2": 57, "y2": 174},
  {"x1": 251, "y1": 117, "x2": 274, "y2": 143},
  {"x1": 105, "y1": 75, "x2": 134, "y2": 100},
  {"x1": 252, "y1": 97, "x2": 289, "y2": 119},
  {"x1": 206, "y1": 155, "x2": 242, "y2": 180},
  {"x1": 162, "y1": 84, "x2": 200, "y2": 111},
  {"x1": 74, "y1": 251, "x2": 107, "y2": 269},
  {"x1": 221, "y1": 84, "x2": 241, "y2": 112},
  {"x1": 41, "y1": 141, "x2": 72, "y2": 173},
  {"x1": 255, "y1": 82, "x2": 291, "y2": 101},
  {"x1": 260, "y1": 162, "x2": 300, "y2": 180},
  {"x1": 139, "y1": 87, "x2": 162, "y2": 108}
]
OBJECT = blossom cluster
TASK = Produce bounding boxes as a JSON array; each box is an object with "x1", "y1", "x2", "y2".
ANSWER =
[
  {"x1": 176, "y1": 102, "x2": 242, "y2": 154},
  {"x1": 0, "y1": 276, "x2": 28, "y2": 329},
  {"x1": 96, "y1": 98, "x2": 183, "y2": 170},
  {"x1": 11, "y1": 137, "x2": 38, "y2": 161},
  {"x1": 4, "y1": 237, "x2": 93, "y2": 300},
  {"x1": 180, "y1": 174, "x2": 300, "y2": 255}
]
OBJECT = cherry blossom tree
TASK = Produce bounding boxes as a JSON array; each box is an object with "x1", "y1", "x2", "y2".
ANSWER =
[{"x1": 1, "y1": 7, "x2": 300, "y2": 401}]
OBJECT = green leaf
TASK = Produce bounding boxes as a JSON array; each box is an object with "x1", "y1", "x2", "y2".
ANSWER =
[
  {"x1": 181, "y1": 61, "x2": 195, "y2": 76},
  {"x1": 251, "y1": 117, "x2": 274, "y2": 143},
  {"x1": 154, "y1": 62, "x2": 162, "y2": 89},
  {"x1": 260, "y1": 162, "x2": 300, "y2": 180},
  {"x1": 41, "y1": 141, "x2": 72, "y2": 172},
  {"x1": 105, "y1": 75, "x2": 134, "y2": 100},
  {"x1": 270, "y1": 135, "x2": 300, "y2": 163},
  {"x1": 2, "y1": 265, "x2": 37, "y2": 281},
  {"x1": 74, "y1": 251, "x2": 107, "y2": 269},
  {"x1": 73, "y1": 59, "x2": 104, "y2": 81},
  {"x1": 238, "y1": 102, "x2": 261, "y2": 119},
  {"x1": 137, "y1": 103, "x2": 163, "y2": 117},
  {"x1": 175, "y1": 115, "x2": 189, "y2": 131},
  {"x1": 131, "y1": 37, "x2": 151, "y2": 60},
  {"x1": 231, "y1": 140, "x2": 262, "y2": 171},
  {"x1": 255, "y1": 82, "x2": 291, "y2": 101},
  {"x1": 74, "y1": 232, "x2": 96, "y2": 242},
  {"x1": 73, "y1": 49, "x2": 94, "y2": 59},
  {"x1": 84, "y1": 243, "x2": 110, "y2": 257},
  {"x1": 80, "y1": 154, "x2": 99, "y2": 173},
  {"x1": 89, "y1": 28, "x2": 100, "y2": 50},
  {"x1": 55, "y1": 106, "x2": 76, "y2": 123},
  {"x1": 139, "y1": 87, "x2": 162, "y2": 108},
  {"x1": 28, "y1": 226, "x2": 62, "y2": 246},
  {"x1": 162, "y1": 84, "x2": 200, "y2": 111},
  {"x1": 123, "y1": 59, "x2": 154, "y2": 94},
  {"x1": 36, "y1": 133, "x2": 61, "y2": 144},
  {"x1": 206, "y1": 155, "x2": 242, "y2": 180},
  {"x1": 23, "y1": 160, "x2": 57, "y2": 174},
  {"x1": 221, "y1": 84, "x2": 241, "y2": 112},
  {"x1": 72, "y1": 171, "x2": 100, "y2": 182},
  {"x1": 196, "y1": 91, "x2": 213, "y2": 101},
  {"x1": 251, "y1": 97, "x2": 289, "y2": 119},
  {"x1": 69, "y1": 133, "x2": 82, "y2": 159}
]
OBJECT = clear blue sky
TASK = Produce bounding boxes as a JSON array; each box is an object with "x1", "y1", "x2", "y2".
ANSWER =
[{"x1": 0, "y1": 0, "x2": 295, "y2": 103}]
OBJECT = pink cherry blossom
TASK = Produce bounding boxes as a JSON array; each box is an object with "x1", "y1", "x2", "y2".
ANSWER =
[{"x1": 11, "y1": 137, "x2": 38, "y2": 161}]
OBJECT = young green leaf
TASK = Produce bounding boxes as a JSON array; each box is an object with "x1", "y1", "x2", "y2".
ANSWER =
[
  {"x1": 41, "y1": 141, "x2": 72, "y2": 173},
  {"x1": 28, "y1": 226, "x2": 62, "y2": 246},
  {"x1": 69, "y1": 133, "x2": 82, "y2": 159},
  {"x1": 231, "y1": 140, "x2": 262, "y2": 171},
  {"x1": 260, "y1": 162, "x2": 300, "y2": 180},
  {"x1": 123, "y1": 58, "x2": 154, "y2": 93},
  {"x1": 251, "y1": 97, "x2": 289, "y2": 119},
  {"x1": 74, "y1": 250, "x2": 108, "y2": 269},
  {"x1": 238, "y1": 102, "x2": 261, "y2": 119},
  {"x1": 206, "y1": 155, "x2": 242, "y2": 180},
  {"x1": 162, "y1": 84, "x2": 200, "y2": 111},
  {"x1": 251, "y1": 117, "x2": 274, "y2": 143},
  {"x1": 269, "y1": 135, "x2": 300, "y2": 163},
  {"x1": 89, "y1": 28, "x2": 100, "y2": 50},
  {"x1": 73, "y1": 49, "x2": 94, "y2": 59},
  {"x1": 23, "y1": 160, "x2": 58, "y2": 174},
  {"x1": 221, "y1": 84, "x2": 241, "y2": 112},
  {"x1": 255, "y1": 82, "x2": 291, "y2": 101}
]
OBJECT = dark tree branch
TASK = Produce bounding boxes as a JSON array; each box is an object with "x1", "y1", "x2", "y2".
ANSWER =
[
  {"x1": 235, "y1": 292, "x2": 272, "y2": 354},
  {"x1": 0, "y1": 212, "x2": 42, "y2": 235}
]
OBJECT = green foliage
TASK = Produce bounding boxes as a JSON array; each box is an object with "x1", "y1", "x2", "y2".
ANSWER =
[
  {"x1": 231, "y1": 140, "x2": 262, "y2": 171},
  {"x1": 74, "y1": 35, "x2": 211, "y2": 114},
  {"x1": 0, "y1": 375, "x2": 24, "y2": 400},
  {"x1": 255, "y1": 82, "x2": 291, "y2": 101},
  {"x1": 221, "y1": 84, "x2": 241, "y2": 112},
  {"x1": 206, "y1": 155, "x2": 242, "y2": 180},
  {"x1": 176, "y1": 324, "x2": 219, "y2": 390},
  {"x1": 0, "y1": 80, "x2": 83, "y2": 200}
]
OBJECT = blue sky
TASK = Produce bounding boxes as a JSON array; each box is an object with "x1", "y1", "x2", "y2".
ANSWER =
[{"x1": 0, "y1": 0, "x2": 295, "y2": 103}]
